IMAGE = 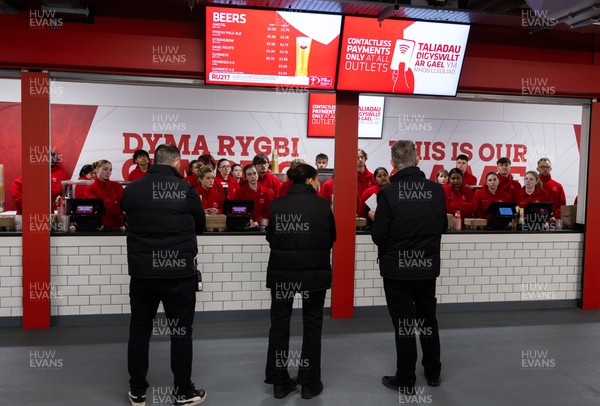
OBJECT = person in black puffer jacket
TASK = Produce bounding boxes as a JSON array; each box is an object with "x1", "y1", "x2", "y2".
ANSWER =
[
  {"x1": 122, "y1": 144, "x2": 207, "y2": 406},
  {"x1": 264, "y1": 163, "x2": 336, "y2": 400},
  {"x1": 372, "y1": 140, "x2": 447, "y2": 395}
]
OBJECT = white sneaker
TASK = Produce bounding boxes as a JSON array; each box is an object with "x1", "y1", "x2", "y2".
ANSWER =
[
  {"x1": 173, "y1": 384, "x2": 207, "y2": 406},
  {"x1": 128, "y1": 391, "x2": 146, "y2": 406}
]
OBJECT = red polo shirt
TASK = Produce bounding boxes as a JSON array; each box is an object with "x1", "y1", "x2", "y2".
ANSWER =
[
  {"x1": 473, "y1": 186, "x2": 512, "y2": 219},
  {"x1": 443, "y1": 183, "x2": 476, "y2": 218},
  {"x1": 128, "y1": 165, "x2": 148, "y2": 181},
  {"x1": 258, "y1": 171, "x2": 281, "y2": 199},
  {"x1": 83, "y1": 178, "x2": 124, "y2": 228},
  {"x1": 539, "y1": 174, "x2": 566, "y2": 218},
  {"x1": 234, "y1": 182, "x2": 272, "y2": 223},
  {"x1": 518, "y1": 187, "x2": 549, "y2": 209},
  {"x1": 318, "y1": 179, "x2": 334, "y2": 203},
  {"x1": 498, "y1": 174, "x2": 521, "y2": 202},
  {"x1": 197, "y1": 186, "x2": 224, "y2": 214}
]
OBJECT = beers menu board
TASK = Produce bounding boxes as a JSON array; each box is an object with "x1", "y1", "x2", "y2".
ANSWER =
[
  {"x1": 206, "y1": 7, "x2": 342, "y2": 89},
  {"x1": 308, "y1": 93, "x2": 385, "y2": 139},
  {"x1": 337, "y1": 17, "x2": 470, "y2": 96}
]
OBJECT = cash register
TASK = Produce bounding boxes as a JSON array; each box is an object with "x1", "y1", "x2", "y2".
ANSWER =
[
  {"x1": 66, "y1": 198, "x2": 105, "y2": 231},
  {"x1": 223, "y1": 200, "x2": 255, "y2": 231},
  {"x1": 485, "y1": 202, "x2": 517, "y2": 230}
]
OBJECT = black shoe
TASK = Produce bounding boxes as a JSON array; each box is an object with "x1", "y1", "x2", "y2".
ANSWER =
[
  {"x1": 426, "y1": 375, "x2": 440, "y2": 387},
  {"x1": 173, "y1": 384, "x2": 207, "y2": 406},
  {"x1": 381, "y1": 376, "x2": 415, "y2": 395},
  {"x1": 274, "y1": 379, "x2": 298, "y2": 399},
  {"x1": 128, "y1": 391, "x2": 146, "y2": 406},
  {"x1": 301, "y1": 382, "x2": 323, "y2": 399}
]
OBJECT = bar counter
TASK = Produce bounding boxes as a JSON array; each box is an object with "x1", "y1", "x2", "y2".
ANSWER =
[{"x1": 0, "y1": 228, "x2": 582, "y2": 324}]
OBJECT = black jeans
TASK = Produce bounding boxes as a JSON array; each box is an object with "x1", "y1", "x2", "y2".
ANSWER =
[
  {"x1": 265, "y1": 289, "x2": 327, "y2": 386},
  {"x1": 383, "y1": 278, "x2": 441, "y2": 386},
  {"x1": 128, "y1": 276, "x2": 196, "y2": 396}
]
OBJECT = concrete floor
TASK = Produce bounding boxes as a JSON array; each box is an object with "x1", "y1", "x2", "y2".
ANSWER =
[{"x1": 1, "y1": 308, "x2": 600, "y2": 406}]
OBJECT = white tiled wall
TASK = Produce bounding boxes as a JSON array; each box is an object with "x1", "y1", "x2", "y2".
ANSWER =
[
  {"x1": 0, "y1": 233, "x2": 583, "y2": 319},
  {"x1": 354, "y1": 233, "x2": 583, "y2": 306},
  {"x1": 0, "y1": 237, "x2": 23, "y2": 317}
]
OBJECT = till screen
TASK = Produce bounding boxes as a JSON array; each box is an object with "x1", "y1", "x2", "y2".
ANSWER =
[
  {"x1": 232, "y1": 206, "x2": 248, "y2": 215},
  {"x1": 76, "y1": 205, "x2": 94, "y2": 214}
]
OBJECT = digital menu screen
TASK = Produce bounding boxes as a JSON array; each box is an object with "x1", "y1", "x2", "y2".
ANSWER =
[
  {"x1": 337, "y1": 17, "x2": 470, "y2": 96},
  {"x1": 206, "y1": 7, "x2": 342, "y2": 89},
  {"x1": 308, "y1": 93, "x2": 385, "y2": 139}
]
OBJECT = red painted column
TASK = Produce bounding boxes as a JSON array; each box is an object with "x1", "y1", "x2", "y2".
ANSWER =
[
  {"x1": 583, "y1": 101, "x2": 600, "y2": 309},
  {"x1": 331, "y1": 91, "x2": 359, "y2": 318},
  {"x1": 21, "y1": 71, "x2": 51, "y2": 328}
]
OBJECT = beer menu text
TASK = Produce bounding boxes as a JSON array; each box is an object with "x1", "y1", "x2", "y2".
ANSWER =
[{"x1": 206, "y1": 7, "x2": 342, "y2": 89}]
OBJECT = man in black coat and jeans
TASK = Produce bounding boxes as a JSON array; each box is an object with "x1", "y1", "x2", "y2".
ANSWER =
[
  {"x1": 122, "y1": 144, "x2": 207, "y2": 406},
  {"x1": 372, "y1": 140, "x2": 447, "y2": 394}
]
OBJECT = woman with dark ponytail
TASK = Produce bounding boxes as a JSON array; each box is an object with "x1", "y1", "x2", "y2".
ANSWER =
[{"x1": 264, "y1": 163, "x2": 336, "y2": 400}]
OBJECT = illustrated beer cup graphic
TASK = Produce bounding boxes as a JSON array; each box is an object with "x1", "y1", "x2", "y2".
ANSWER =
[{"x1": 295, "y1": 37, "x2": 312, "y2": 77}]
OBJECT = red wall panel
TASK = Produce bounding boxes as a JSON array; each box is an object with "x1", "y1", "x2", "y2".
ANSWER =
[
  {"x1": 332, "y1": 92, "x2": 359, "y2": 318},
  {"x1": 21, "y1": 72, "x2": 51, "y2": 328}
]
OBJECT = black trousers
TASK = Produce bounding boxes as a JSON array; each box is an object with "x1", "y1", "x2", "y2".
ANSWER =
[
  {"x1": 383, "y1": 278, "x2": 441, "y2": 386},
  {"x1": 128, "y1": 276, "x2": 197, "y2": 396},
  {"x1": 265, "y1": 289, "x2": 327, "y2": 386}
]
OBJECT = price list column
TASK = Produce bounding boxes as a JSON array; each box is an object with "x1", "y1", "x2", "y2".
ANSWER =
[
  {"x1": 265, "y1": 20, "x2": 277, "y2": 69},
  {"x1": 276, "y1": 15, "x2": 291, "y2": 76}
]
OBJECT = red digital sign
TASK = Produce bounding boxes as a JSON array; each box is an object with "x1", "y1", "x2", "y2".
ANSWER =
[
  {"x1": 308, "y1": 93, "x2": 385, "y2": 139},
  {"x1": 337, "y1": 17, "x2": 470, "y2": 96},
  {"x1": 308, "y1": 93, "x2": 336, "y2": 138},
  {"x1": 206, "y1": 7, "x2": 342, "y2": 89}
]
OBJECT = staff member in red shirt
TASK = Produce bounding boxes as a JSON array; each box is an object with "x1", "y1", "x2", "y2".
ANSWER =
[
  {"x1": 317, "y1": 176, "x2": 334, "y2": 204},
  {"x1": 455, "y1": 154, "x2": 478, "y2": 188},
  {"x1": 357, "y1": 149, "x2": 375, "y2": 210},
  {"x1": 537, "y1": 158, "x2": 566, "y2": 218},
  {"x1": 518, "y1": 170, "x2": 549, "y2": 208},
  {"x1": 436, "y1": 169, "x2": 449, "y2": 185},
  {"x1": 195, "y1": 153, "x2": 226, "y2": 194},
  {"x1": 215, "y1": 158, "x2": 239, "y2": 199},
  {"x1": 75, "y1": 164, "x2": 95, "y2": 198},
  {"x1": 278, "y1": 159, "x2": 306, "y2": 197},
  {"x1": 473, "y1": 172, "x2": 512, "y2": 218},
  {"x1": 10, "y1": 176, "x2": 23, "y2": 214},
  {"x1": 231, "y1": 164, "x2": 243, "y2": 185},
  {"x1": 443, "y1": 168, "x2": 476, "y2": 220},
  {"x1": 128, "y1": 149, "x2": 150, "y2": 181},
  {"x1": 253, "y1": 154, "x2": 282, "y2": 198},
  {"x1": 358, "y1": 167, "x2": 389, "y2": 221},
  {"x1": 234, "y1": 164, "x2": 273, "y2": 227},
  {"x1": 497, "y1": 157, "x2": 521, "y2": 201},
  {"x1": 197, "y1": 166, "x2": 224, "y2": 215},
  {"x1": 50, "y1": 152, "x2": 70, "y2": 210},
  {"x1": 84, "y1": 159, "x2": 124, "y2": 229},
  {"x1": 183, "y1": 160, "x2": 201, "y2": 185}
]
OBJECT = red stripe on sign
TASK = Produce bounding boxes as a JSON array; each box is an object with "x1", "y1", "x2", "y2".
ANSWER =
[
  {"x1": 51, "y1": 105, "x2": 99, "y2": 178},
  {"x1": 574, "y1": 124, "x2": 581, "y2": 152}
]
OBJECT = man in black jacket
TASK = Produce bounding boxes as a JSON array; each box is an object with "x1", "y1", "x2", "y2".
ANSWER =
[
  {"x1": 372, "y1": 140, "x2": 447, "y2": 394},
  {"x1": 122, "y1": 144, "x2": 206, "y2": 406}
]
